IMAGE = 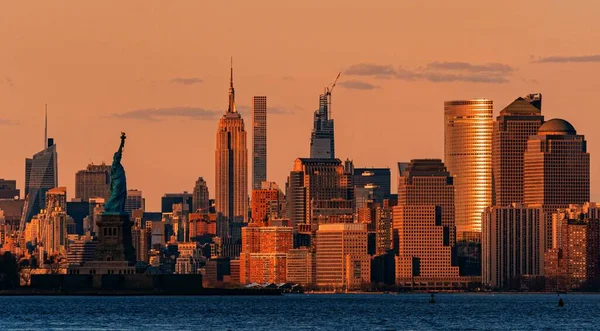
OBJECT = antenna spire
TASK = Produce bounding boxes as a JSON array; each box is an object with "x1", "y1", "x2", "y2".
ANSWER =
[
  {"x1": 44, "y1": 104, "x2": 48, "y2": 149},
  {"x1": 228, "y1": 57, "x2": 236, "y2": 113}
]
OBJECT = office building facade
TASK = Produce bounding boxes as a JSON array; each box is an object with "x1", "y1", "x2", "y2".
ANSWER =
[
  {"x1": 192, "y1": 177, "x2": 210, "y2": 213},
  {"x1": 444, "y1": 99, "x2": 493, "y2": 241},
  {"x1": 75, "y1": 163, "x2": 111, "y2": 202}
]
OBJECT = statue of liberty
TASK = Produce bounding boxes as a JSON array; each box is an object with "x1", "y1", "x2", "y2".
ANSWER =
[{"x1": 104, "y1": 132, "x2": 127, "y2": 214}]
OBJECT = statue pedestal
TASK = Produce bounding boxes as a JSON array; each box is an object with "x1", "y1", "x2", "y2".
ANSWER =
[{"x1": 94, "y1": 213, "x2": 136, "y2": 264}]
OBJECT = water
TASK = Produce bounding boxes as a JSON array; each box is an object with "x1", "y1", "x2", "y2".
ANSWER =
[{"x1": 0, "y1": 293, "x2": 597, "y2": 330}]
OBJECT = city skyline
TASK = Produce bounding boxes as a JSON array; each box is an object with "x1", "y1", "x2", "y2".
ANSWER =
[{"x1": 2, "y1": 2, "x2": 600, "y2": 211}]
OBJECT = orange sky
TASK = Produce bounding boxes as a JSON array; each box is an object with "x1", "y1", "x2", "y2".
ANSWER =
[{"x1": 1, "y1": 1, "x2": 600, "y2": 210}]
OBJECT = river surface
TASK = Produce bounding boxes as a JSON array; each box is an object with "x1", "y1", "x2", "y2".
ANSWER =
[{"x1": 1, "y1": 293, "x2": 597, "y2": 330}]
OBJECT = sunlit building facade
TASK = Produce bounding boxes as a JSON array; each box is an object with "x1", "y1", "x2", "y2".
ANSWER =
[
  {"x1": 310, "y1": 93, "x2": 335, "y2": 159},
  {"x1": 215, "y1": 62, "x2": 249, "y2": 248},
  {"x1": 523, "y1": 118, "x2": 589, "y2": 262},
  {"x1": 239, "y1": 224, "x2": 293, "y2": 284},
  {"x1": 192, "y1": 177, "x2": 210, "y2": 213},
  {"x1": 25, "y1": 138, "x2": 58, "y2": 222},
  {"x1": 492, "y1": 95, "x2": 544, "y2": 206},
  {"x1": 444, "y1": 99, "x2": 493, "y2": 241},
  {"x1": 75, "y1": 163, "x2": 111, "y2": 202}
]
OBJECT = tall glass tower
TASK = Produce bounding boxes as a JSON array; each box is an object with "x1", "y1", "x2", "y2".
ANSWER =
[
  {"x1": 25, "y1": 110, "x2": 58, "y2": 222},
  {"x1": 310, "y1": 93, "x2": 335, "y2": 159},
  {"x1": 444, "y1": 99, "x2": 493, "y2": 241}
]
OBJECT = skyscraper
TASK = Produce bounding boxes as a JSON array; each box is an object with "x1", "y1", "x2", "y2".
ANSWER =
[
  {"x1": 125, "y1": 189, "x2": 144, "y2": 216},
  {"x1": 192, "y1": 177, "x2": 210, "y2": 213},
  {"x1": 492, "y1": 95, "x2": 544, "y2": 206},
  {"x1": 315, "y1": 223, "x2": 370, "y2": 289},
  {"x1": 481, "y1": 204, "x2": 542, "y2": 289},
  {"x1": 444, "y1": 99, "x2": 493, "y2": 241},
  {"x1": 286, "y1": 158, "x2": 353, "y2": 228},
  {"x1": 75, "y1": 163, "x2": 111, "y2": 202},
  {"x1": 252, "y1": 96, "x2": 267, "y2": 190},
  {"x1": 353, "y1": 168, "x2": 391, "y2": 209},
  {"x1": 161, "y1": 192, "x2": 193, "y2": 213},
  {"x1": 215, "y1": 60, "x2": 249, "y2": 246},
  {"x1": 251, "y1": 181, "x2": 285, "y2": 222},
  {"x1": 310, "y1": 92, "x2": 335, "y2": 159},
  {"x1": 524, "y1": 118, "x2": 590, "y2": 257},
  {"x1": 397, "y1": 159, "x2": 456, "y2": 245},
  {"x1": 25, "y1": 110, "x2": 58, "y2": 222}
]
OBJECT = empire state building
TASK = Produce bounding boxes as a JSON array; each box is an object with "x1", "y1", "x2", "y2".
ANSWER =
[{"x1": 215, "y1": 61, "x2": 248, "y2": 247}]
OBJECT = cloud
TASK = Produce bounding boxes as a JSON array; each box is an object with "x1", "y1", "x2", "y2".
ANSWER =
[
  {"x1": 345, "y1": 61, "x2": 513, "y2": 84},
  {"x1": 338, "y1": 80, "x2": 379, "y2": 90},
  {"x1": 533, "y1": 54, "x2": 600, "y2": 63},
  {"x1": 170, "y1": 77, "x2": 203, "y2": 85},
  {"x1": 426, "y1": 61, "x2": 514, "y2": 73},
  {"x1": 112, "y1": 107, "x2": 220, "y2": 121},
  {"x1": 237, "y1": 105, "x2": 297, "y2": 115}
]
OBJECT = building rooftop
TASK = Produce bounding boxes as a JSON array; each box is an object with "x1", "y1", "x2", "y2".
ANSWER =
[{"x1": 538, "y1": 118, "x2": 576, "y2": 135}]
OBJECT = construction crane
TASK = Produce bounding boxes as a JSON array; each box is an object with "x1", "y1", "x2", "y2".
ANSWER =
[
  {"x1": 324, "y1": 72, "x2": 341, "y2": 118},
  {"x1": 16, "y1": 195, "x2": 29, "y2": 254}
]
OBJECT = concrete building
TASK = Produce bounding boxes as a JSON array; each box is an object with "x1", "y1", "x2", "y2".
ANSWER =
[
  {"x1": 215, "y1": 62, "x2": 249, "y2": 249},
  {"x1": 393, "y1": 205, "x2": 467, "y2": 289},
  {"x1": 492, "y1": 95, "x2": 544, "y2": 206},
  {"x1": 175, "y1": 242, "x2": 203, "y2": 274},
  {"x1": 251, "y1": 181, "x2": 284, "y2": 222},
  {"x1": 75, "y1": 163, "x2": 110, "y2": 202},
  {"x1": 545, "y1": 216, "x2": 600, "y2": 290},
  {"x1": 397, "y1": 159, "x2": 456, "y2": 245},
  {"x1": 286, "y1": 247, "x2": 314, "y2": 285},
  {"x1": 192, "y1": 177, "x2": 210, "y2": 213},
  {"x1": 444, "y1": 99, "x2": 493, "y2": 241},
  {"x1": 481, "y1": 204, "x2": 542, "y2": 289},
  {"x1": 523, "y1": 118, "x2": 590, "y2": 263},
  {"x1": 315, "y1": 223, "x2": 370, "y2": 290},
  {"x1": 252, "y1": 96, "x2": 267, "y2": 190},
  {"x1": 239, "y1": 223, "x2": 293, "y2": 284},
  {"x1": 286, "y1": 158, "x2": 353, "y2": 228}
]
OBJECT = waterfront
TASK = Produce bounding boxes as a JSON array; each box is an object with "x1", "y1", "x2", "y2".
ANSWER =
[{"x1": 1, "y1": 293, "x2": 598, "y2": 330}]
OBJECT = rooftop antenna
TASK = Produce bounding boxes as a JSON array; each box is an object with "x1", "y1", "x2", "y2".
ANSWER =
[{"x1": 44, "y1": 104, "x2": 48, "y2": 149}]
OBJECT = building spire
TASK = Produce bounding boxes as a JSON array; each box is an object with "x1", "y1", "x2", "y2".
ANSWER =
[
  {"x1": 44, "y1": 104, "x2": 48, "y2": 149},
  {"x1": 228, "y1": 57, "x2": 236, "y2": 113}
]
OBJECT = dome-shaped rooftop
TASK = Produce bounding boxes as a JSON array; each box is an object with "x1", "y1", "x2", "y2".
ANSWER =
[{"x1": 538, "y1": 118, "x2": 576, "y2": 135}]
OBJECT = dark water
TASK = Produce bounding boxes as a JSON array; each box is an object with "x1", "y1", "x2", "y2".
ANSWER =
[{"x1": 1, "y1": 293, "x2": 598, "y2": 330}]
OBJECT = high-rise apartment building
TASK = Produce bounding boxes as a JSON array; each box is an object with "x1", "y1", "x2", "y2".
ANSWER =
[
  {"x1": 251, "y1": 181, "x2": 284, "y2": 222},
  {"x1": 286, "y1": 158, "x2": 353, "y2": 228},
  {"x1": 215, "y1": 62, "x2": 249, "y2": 246},
  {"x1": 252, "y1": 96, "x2": 267, "y2": 190},
  {"x1": 397, "y1": 159, "x2": 456, "y2": 245},
  {"x1": 310, "y1": 92, "x2": 335, "y2": 159},
  {"x1": 492, "y1": 95, "x2": 544, "y2": 206},
  {"x1": 75, "y1": 163, "x2": 111, "y2": 202},
  {"x1": 315, "y1": 223, "x2": 370, "y2": 289},
  {"x1": 239, "y1": 223, "x2": 293, "y2": 284},
  {"x1": 393, "y1": 205, "x2": 465, "y2": 289},
  {"x1": 481, "y1": 204, "x2": 542, "y2": 289},
  {"x1": 545, "y1": 217, "x2": 600, "y2": 290},
  {"x1": 524, "y1": 119, "x2": 590, "y2": 258},
  {"x1": 444, "y1": 99, "x2": 493, "y2": 241},
  {"x1": 25, "y1": 112, "x2": 58, "y2": 222},
  {"x1": 0, "y1": 179, "x2": 19, "y2": 199},
  {"x1": 192, "y1": 177, "x2": 210, "y2": 213}
]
